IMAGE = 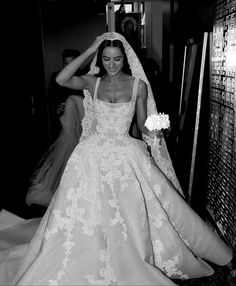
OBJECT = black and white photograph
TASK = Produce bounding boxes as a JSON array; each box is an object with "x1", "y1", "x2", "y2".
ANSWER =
[{"x1": 1, "y1": 0, "x2": 235, "y2": 285}]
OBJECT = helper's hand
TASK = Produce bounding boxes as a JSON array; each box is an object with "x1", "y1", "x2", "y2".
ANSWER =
[{"x1": 57, "y1": 103, "x2": 66, "y2": 116}]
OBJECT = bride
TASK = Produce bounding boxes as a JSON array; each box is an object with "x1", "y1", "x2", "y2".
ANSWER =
[{"x1": 0, "y1": 32, "x2": 232, "y2": 285}]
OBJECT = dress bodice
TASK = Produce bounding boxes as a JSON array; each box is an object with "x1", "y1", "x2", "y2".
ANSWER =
[{"x1": 93, "y1": 77, "x2": 139, "y2": 141}]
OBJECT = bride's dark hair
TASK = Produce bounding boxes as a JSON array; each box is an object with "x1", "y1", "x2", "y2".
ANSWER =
[{"x1": 96, "y1": 39, "x2": 131, "y2": 76}]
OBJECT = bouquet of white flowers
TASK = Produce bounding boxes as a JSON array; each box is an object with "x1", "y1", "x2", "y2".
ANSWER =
[{"x1": 144, "y1": 113, "x2": 170, "y2": 145}]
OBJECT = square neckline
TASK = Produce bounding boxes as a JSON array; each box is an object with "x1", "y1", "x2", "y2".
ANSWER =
[{"x1": 95, "y1": 77, "x2": 138, "y2": 105}]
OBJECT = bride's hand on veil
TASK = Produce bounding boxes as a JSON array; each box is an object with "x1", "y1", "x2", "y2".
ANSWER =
[
  {"x1": 89, "y1": 32, "x2": 118, "y2": 54},
  {"x1": 89, "y1": 35, "x2": 106, "y2": 54}
]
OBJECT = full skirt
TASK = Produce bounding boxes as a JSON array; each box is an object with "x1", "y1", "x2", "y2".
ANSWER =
[{"x1": 0, "y1": 136, "x2": 232, "y2": 285}]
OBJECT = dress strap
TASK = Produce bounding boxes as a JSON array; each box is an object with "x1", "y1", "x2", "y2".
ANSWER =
[
  {"x1": 131, "y1": 77, "x2": 139, "y2": 103},
  {"x1": 94, "y1": 77, "x2": 101, "y2": 100}
]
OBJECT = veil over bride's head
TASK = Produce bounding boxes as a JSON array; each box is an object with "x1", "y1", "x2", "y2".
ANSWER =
[
  {"x1": 86, "y1": 32, "x2": 158, "y2": 116},
  {"x1": 95, "y1": 38, "x2": 132, "y2": 76}
]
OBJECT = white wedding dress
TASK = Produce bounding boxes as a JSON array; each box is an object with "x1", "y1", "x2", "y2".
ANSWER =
[{"x1": 0, "y1": 77, "x2": 232, "y2": 285}]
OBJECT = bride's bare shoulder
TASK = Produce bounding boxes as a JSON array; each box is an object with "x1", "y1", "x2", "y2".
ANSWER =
[{"x1": 137, "y1": 79, "x2": 148, "y2": 99}]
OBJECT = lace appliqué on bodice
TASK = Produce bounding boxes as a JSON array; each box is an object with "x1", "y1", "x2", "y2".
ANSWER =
[{"x1": 93, "y1": 77, "x2": 138, "y2": 141}]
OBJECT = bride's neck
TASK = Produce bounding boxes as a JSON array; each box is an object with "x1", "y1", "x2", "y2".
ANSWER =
[{"x1": 104, "y1": 72, "x2": 125, "y2": 84}]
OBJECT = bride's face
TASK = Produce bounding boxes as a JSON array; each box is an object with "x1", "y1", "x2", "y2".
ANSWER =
[{"x1": 102, "y1": 47, "x2": 124, "y2": 76}]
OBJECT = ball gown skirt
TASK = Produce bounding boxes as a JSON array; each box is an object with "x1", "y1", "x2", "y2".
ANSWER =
[{"x1": 0, "y1": 77, "x2": 232, "y2": 285}]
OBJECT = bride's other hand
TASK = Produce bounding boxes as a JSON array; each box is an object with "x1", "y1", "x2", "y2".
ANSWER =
[
  {"x1": 148, "y1": 130, "x2": 162, "y2": 139},
  {"x1": 57, "y1": 103, "x2": 66, "y2": 116},
  {"x1": 164, "y1": 126, "x2": 171, "y2": 138}
]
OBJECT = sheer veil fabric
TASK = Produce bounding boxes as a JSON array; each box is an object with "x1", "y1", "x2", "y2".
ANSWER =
[
  {"x1": 26, "y1": 95, "x2": 85, "y2": 206},
  {"x1": 26, "y1": 32, "x2": 183, "y2": 207}
]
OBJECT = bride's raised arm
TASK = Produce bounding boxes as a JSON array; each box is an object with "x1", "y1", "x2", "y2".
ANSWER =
[{"x1": 55, "y1": 35, "x2": 105, "y2": 91}]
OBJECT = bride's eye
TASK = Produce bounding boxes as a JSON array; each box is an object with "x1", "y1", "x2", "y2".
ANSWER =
[{"x1": 115, "y1": 57, "x2": 122, "y2": 62}]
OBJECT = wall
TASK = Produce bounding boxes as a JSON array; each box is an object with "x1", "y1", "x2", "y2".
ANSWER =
[
  {"x1": 40, "y1": 1, "x2": 107, "y2": 88},
  {"x1": 145, "y1": 1, "x2": 163, "y2": 71},
  {"x1": 206, "y1": 0, "x2": 236, "y2": 254},
  {"x1": 2, "y1": 0, "x2": 49, "y2": 218}
]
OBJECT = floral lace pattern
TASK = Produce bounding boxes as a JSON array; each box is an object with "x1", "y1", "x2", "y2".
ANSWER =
[
  {"x1": 43, "y1": 79, "x2": 138, "y2": 284},
  {"x1": 142, "y1": 134, "x2": 184, "y2": 195},
  {"x1": 152, "y1": 240, "x2": 188, "y2": 279},
  {"x1": 85, "y1": 246, "x2": 116, "y2": 285},
  {"x1": 45, "y1": 155, "x2": 103, "y2": 285},
  {"x1": 80, "y1": 90, "x2": 94, "y2": 142},
  {"x1": 81, "y1": 32, "x2": 184, "y2": 200}
]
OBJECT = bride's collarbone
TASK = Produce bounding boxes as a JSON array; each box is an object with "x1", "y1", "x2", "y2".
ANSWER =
[{"x1": 101, "y1": 76, "x2": 134, "y2": 89}]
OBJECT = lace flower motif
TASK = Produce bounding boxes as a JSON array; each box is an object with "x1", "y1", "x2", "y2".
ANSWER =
[
  {"x1": 85, "y1": 247, "x2": 116, "y2": 285},
  {"x1": 152, "y1": 240, "x2": 188, "y2": 279},
  {"x1": 81, "y1": 92, "x2": 94, "y2": 141}
]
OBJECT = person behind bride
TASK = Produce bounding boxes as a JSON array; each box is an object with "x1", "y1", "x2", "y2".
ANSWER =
[
  {"x1": 48, "y1": 49, "x2": 86, "y2": 143},
  {"x1": 0, "y1": 32, "x2": 232, "y2": 285}
]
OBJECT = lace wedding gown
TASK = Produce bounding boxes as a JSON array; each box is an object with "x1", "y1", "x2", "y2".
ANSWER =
[{"x1": 0, "y1": 77, "x2": 232, "y2": 285}]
